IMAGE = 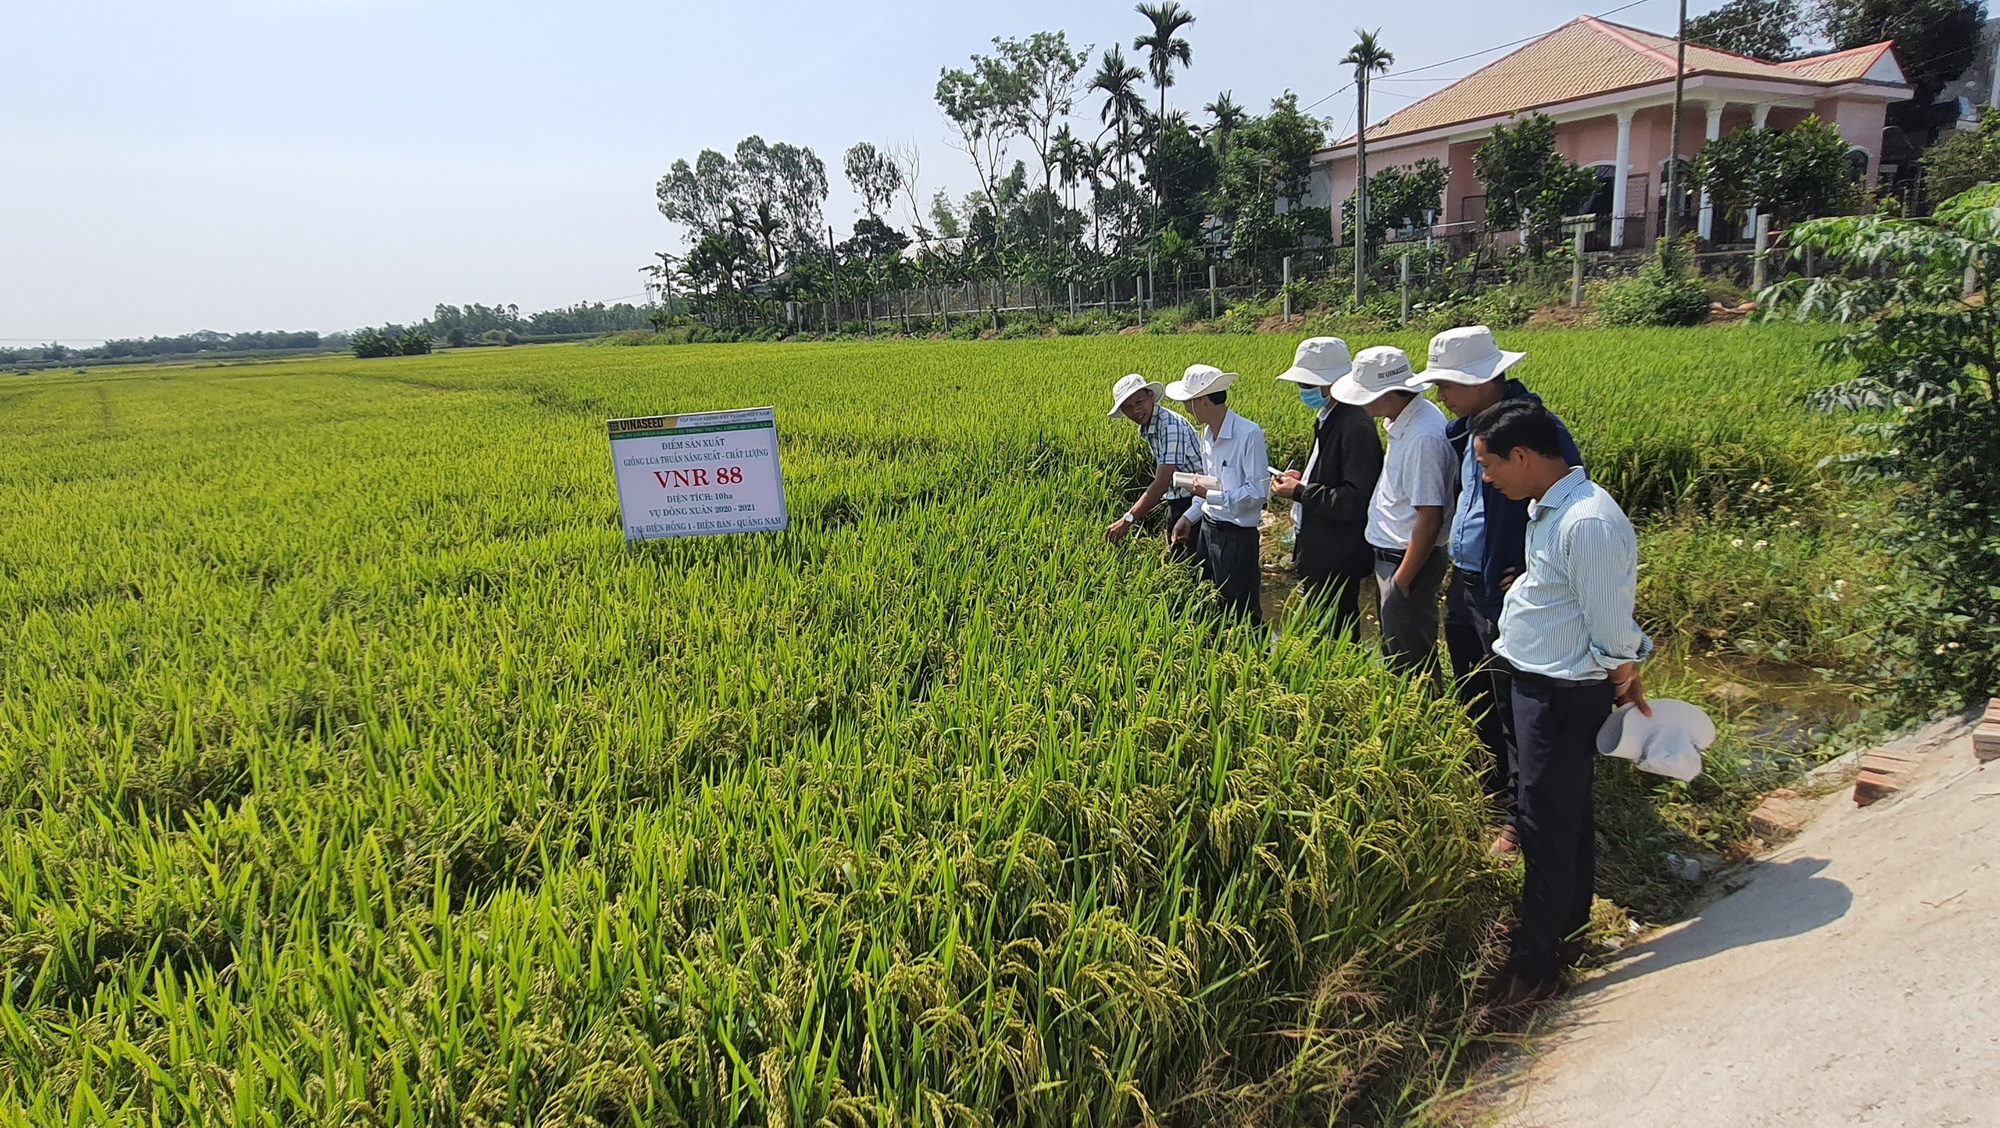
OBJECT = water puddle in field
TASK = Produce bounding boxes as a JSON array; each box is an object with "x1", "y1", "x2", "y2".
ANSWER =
[
  {"x1": 1254, "y1": 517, "x2": 1869, "y2": 767},
  {"x1": 1669, "y1": 656, "x2": 1867, "y2": 762}
]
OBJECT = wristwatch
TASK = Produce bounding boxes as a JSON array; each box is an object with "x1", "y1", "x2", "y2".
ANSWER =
[{"x1": 1123, "y1": 510, "x2": 1140, "y2": 525}]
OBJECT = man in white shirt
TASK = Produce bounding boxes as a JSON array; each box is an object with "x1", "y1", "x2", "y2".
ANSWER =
[
  {"x1": 1166, "y1": 363, "x2": 1271, "y2": 624},
  {"x1": 1474, "y1": 397, "x2": 1652, "y2": 1006},
  {"x1": 1329, "y1": 345, "x2": 1455, "y2": 673}
]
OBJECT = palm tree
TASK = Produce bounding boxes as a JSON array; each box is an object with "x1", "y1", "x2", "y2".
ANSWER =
[
  {"x1": 1083, "y1": 139, "x2": 1110, "y2": 258},
  {"x1": 1133, "y1": 2, "x2": 1196, "y2": 129},
  {"x1": 1343, "y1": 28, "x2": 1394, "y2": 303},
  {"x1": 1203, "y1": 90, "x2": 1245, "y2": 158},
  {"x1": 1052, "y1": 127, "x2": 1085, "y2": 216},
  {"x1": 1090, "y1": 46, "x2": 1146, "y2": 183}
]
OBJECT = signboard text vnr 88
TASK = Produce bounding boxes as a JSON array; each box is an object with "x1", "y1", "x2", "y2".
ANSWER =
[{"x1": 608, "y1": 407, "x2": 788, "y2": 540}]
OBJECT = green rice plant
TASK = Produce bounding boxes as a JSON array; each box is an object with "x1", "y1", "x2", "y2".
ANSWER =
[{"x1": 0, "y1": 325, "x2": 1880, "y2": 1124}]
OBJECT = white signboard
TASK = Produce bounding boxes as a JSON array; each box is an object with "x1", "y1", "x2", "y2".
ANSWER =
[{"x1": 608, "y1": 407, "x2": 788, "y2": 540}]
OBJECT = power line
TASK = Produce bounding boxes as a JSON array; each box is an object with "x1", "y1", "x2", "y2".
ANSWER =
[
  {"x1": 1386, "y1": 0, "x2": 1657, "y2": 80},
  {"x1": 1304, "y1": 82, "x2": 1352, "y2": 114},
  {"x1": 1305, "y1": 0, "x2": 1661, "y2": 118}
]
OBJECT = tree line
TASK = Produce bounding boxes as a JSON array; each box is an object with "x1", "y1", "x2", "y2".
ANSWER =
[
  {"x1": 649, "y1": 3, "x2": 1342, "y2": 326},
  {"x1": 2, "y1": 329, "x2": 329, "y2": 367},
  {"x1": 649, "y1": 0, "x2": 1981, "y2": 329},
  {"x1": 3, "y1": 301, "x2": 662, "y2": 368},
  {"x1": 347, "y1": 301, "x2": 659, "y2": 357}
]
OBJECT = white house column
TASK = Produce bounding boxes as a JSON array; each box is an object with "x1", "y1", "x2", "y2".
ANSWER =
[
  {"x1": 1698, "y1": 102, "x2": 1724, "y2": 240},
  {"x1": 1744, "y1": 103, "x2": 1772, "y2": 239},
  {"x1": 1610, "y1": 109, "x2": 1635, "y2": 249}
]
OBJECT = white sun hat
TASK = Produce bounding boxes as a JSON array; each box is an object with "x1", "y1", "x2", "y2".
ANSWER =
[
  {"x1": 1423, "y1": 325, "x2": 1527, "y2": 386},
  {"x1": 1276, "y1": 336, "x2": 1354, "y2": 387},
  {"x1": 1597, "y1": 699, "x2": 1717, "y2": 782},
  {"x1": 1329, "y1": 345, "x2": 1428, "y2": 405},
  {"x1": 1107, "y1": 372, "x2": 1165, "y2": 417},
  {"x1": 1164, "y1": 363, "x2": 1238, "y2": 401}
]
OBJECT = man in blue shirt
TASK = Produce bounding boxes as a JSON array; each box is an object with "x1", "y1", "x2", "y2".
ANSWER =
[
  {"x1": 1473, "y1": 398, "x2": 1652, "y2": 1006},
  {"x1": 1423, "y1": 327, "x2": 1584, "y2": 854},
  {"x1": 1106, "y1": 373, "x2": 1204, "y2": 564}
]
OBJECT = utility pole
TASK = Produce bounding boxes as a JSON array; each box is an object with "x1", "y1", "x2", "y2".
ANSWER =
[
  {"x1": 1354, "y1": 72, "x2": 1371, "y2": 303},
  {"x1": 827, "y1": 225, "x2": 838, "y2": 334},
  {"x1": 1663, "y1": 0, "x2": 1689, "y2": 247}
]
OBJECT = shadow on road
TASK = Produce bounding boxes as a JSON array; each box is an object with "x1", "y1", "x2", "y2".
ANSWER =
[{"x1": 1577, "y1": 856, "x2": 1853, "y2": 993}]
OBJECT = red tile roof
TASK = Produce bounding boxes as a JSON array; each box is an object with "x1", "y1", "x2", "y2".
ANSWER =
[{"x1": 1337, "y1": 17, "x2": 1904, "y2": 148}]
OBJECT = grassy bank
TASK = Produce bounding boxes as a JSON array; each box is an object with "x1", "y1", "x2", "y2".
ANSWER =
[{"x1": 0, "y1": 326, "x2": 1883, "y2": 1123}]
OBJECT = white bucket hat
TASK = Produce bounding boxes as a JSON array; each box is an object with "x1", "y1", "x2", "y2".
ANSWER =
[
  {"x1": 1423, "y1": 325, "x2": 1527, "y2": 386},
  {"x1": 1164, "y1": 363, "x2": 1238, "y2": 401},
  {"x1": 1597, "y1": 699, "x2": 1717, "y2": 782},
  {"x1": 1329, "y1": 345, "x2": 1428, "y2": 405},
  {"x1": 1277, "y1": 336, "x2": 1354, "y2": 387},
  {"x1": 1107, "y1": 372, "x2": 1165, "y2": 417}
]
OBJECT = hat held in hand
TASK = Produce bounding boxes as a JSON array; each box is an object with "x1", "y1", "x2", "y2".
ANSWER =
[{"x1": 1597, "y1": 699, "x2": 1717, "y2": 782}]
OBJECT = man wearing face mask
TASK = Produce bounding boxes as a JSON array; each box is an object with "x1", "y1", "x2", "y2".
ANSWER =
[{"x1": 1272, "y1": 338, "x2": 1383, "y2": 638}]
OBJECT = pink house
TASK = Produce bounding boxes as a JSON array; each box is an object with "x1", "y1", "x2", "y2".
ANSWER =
[{"x1": 1313, "y1": 17, "x2": 1914, "y2": 247}]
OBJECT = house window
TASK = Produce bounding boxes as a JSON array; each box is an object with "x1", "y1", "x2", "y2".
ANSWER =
[{"x1": 1582, "y1": 163, "x2": 1617, "y2": 218}]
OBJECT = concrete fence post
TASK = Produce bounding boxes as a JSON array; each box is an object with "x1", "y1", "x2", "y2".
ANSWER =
[
  {"x1": 1753, "y1": 214, "x2": 1772, "y2": 292},
  {"x1": 1573, "y1": 224, "x2": 1587, "y2": 308},
  {"x1": 1399, "y1": 254, "x2": 1412, "y2": 326},
  {"x1": 1282, "y1": 255, "x2": 1293, "y2": 320},
  {"x1": 1209, "y1": 264, "x2": 1218, "y2": 319}
]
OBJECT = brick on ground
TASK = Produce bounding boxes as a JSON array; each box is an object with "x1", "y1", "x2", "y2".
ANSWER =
[
  {"x1": 1854, "y1": 750, "x2": 1921, "y2": 807},
  {"x1": 1750, "y1": 789, "x2": 1812, "y2": 840},
  {"x1": 1975, "y1": 698, "x2": 2000, "y2": 764}
]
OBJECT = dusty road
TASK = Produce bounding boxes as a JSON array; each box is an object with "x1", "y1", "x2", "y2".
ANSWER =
[{"x1": 1497, "y1": 721, "x2": 1998, "y2": 1128}]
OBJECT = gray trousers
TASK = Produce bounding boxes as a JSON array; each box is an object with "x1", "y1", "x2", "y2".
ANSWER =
[{"x1": 1374, "y1": 546, "x2": 1449, "y2": 675}]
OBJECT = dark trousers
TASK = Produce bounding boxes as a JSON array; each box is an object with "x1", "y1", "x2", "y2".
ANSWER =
[
  {"x1": 1164, "y1": 496, "x2": 1197, "y2": 565},
  {"x1": 1444, "y1": 568, "x2": 1513, "y2": 823},
  {"x1": 1298, "y1": 571, "x2": 1363, "y2": 640},
  {"x1": 1196, "y1": 520, "x2": 1262, "y2": 625},
  {"x1": 1506, "y1": 669, "x2": 1616, "y2": 983}
]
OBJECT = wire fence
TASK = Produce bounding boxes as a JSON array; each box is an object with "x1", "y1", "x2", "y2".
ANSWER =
[{"x1": 675, "y1": 222, "x2": 1825, "y2": 334}]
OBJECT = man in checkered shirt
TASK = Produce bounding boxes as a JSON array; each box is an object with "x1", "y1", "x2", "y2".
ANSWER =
[{"x1": 1105, "y1": 373, "x2": 1202, "y2": 559}]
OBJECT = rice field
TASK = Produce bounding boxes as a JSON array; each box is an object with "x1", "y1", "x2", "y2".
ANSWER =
[{"x1": 0, "y1": 328, "x2": 1855, "y2": 1124}]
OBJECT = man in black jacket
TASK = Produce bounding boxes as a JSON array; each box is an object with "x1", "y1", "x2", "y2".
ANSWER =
[
  {"x1": 1272, "y1": 337, "x2": 1384, "y2": 639},
  {"x1": 1422, "y1": 326, "x2": 1584, "y2": 853}
]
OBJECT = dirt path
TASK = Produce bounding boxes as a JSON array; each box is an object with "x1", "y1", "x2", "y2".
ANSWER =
[{"x1": 1494, "y1": 719, "x2": 1999, "y2": 1127}]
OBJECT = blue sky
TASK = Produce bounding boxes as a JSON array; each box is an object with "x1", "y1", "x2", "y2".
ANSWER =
[{"x1": 1, "y1": 0, "x2": 1727, "y2": 342}]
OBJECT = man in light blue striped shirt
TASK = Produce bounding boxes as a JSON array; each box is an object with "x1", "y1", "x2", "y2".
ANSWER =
[{"x1": 1472, "y1": 399, "x2": 1653, "y2": 1005}]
